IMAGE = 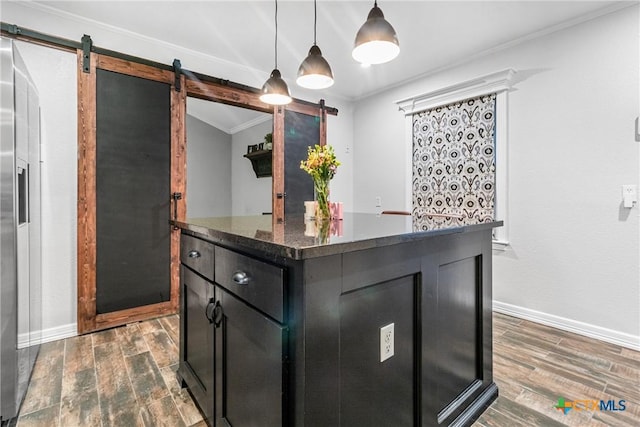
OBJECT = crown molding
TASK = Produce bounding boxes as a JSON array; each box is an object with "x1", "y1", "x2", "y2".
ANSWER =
[
  {"x1": 229, "y1": 114, "x2": 272, "y2": 135},
  {"x1": 188, "y1": 111, "x2": 271, "y2": 135}
]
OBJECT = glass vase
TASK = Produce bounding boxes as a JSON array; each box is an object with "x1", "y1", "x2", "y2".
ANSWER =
[{"x1": 314, "y1": 178, "x2": 331, "y2": 221}]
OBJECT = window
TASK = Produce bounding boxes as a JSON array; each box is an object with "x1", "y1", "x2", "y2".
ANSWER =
[{"x1": 395, "y1": 69, "x2": 516, "y2": 248}]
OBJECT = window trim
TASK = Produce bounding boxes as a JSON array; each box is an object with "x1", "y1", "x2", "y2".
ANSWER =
[{"x1": 395, "y1": 68, "x2": 517, "y2": 249}]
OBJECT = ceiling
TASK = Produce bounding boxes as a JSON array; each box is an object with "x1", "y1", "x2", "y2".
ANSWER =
[{"x1": 30, "y1": 0, "x2": 631, "y2": 131}]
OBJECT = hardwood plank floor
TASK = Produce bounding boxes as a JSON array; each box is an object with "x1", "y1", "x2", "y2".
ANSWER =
[
  {"x1": 17, "y1": 315, "x2": 204, "y2": 427},
  {"x1": 474, "y1": 313, "x2": 640, "y2": 427},
  {"x1": 16, "y1": 313, "x2": 639, "y2": 426}
]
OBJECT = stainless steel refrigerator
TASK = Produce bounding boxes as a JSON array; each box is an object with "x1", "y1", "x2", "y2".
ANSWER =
[{"x1": 0, "y1": 37, "x2": 42, "y2": 423}]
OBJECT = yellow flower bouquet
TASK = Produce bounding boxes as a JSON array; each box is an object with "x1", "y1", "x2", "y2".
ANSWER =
[{"x1": 300, "y1": 144, "x2": 340, "y2": 220}]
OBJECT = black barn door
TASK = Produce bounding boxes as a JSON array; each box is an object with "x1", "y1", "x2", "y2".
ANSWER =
[
  {"x1": 77, "y1": 52, "x2": 185, "y2": 334},
  {"x1": 95, "y1": 69, "x2": 171, "y2": 313}
]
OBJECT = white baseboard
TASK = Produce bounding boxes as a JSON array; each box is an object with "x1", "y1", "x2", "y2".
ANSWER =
[
  {"x1": 17, "y1": 323, "x2": 77, "y2": 348},
  {"x1": 15, "y1": 304, "x2": 640, "y2": 352},
  {"x1": 493, "y1": 301, "x2": 640, "y2": 351}
]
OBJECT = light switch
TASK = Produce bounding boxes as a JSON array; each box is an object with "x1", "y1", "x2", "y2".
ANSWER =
[{"x1": 622, "y1": 185, "x2": 637, "y2": 208}]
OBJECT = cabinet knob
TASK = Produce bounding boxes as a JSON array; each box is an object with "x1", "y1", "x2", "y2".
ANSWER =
[
  {"x1": 232, "y1": 271, "x2": 250, "y2": 285},
  {"x1": 188, "y1": 250, "x2": 201, "y2": 258}
]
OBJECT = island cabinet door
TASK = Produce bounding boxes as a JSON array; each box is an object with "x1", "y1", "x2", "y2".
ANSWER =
[
  {"x1": 214, "y1": 285, "x2": 287, "y2": 427},
  {"x1": 178, "y1": 267, "x2": 215, "y2": 425},
  {"x1": 421, "y1": 230, "x2": 493, "y2": 426}
]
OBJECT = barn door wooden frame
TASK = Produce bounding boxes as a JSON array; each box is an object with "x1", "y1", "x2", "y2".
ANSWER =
[{"x1": 77, "y1": 52, "x2": 186, "y2": 334}]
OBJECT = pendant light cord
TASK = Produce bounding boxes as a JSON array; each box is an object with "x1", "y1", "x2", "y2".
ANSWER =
[
  {"x1": 313, "y1": 0, "x2": 317, "y2": 45},
  {"x1": 275, "y1": 0, "x2": 279, "y2": 69}
]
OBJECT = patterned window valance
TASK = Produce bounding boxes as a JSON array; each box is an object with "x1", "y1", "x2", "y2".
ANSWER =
[
  {"x1": 396, "y1": 69, "x2": 516, "y2": 246},
  {"x1": 412, "y1": 94, "x2": 496, "y2": 230}
]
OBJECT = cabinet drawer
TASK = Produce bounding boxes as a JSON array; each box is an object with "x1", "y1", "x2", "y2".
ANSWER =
[
  {"x1": 214, "y1": 247, "x2": 284, "y2": 323},
  {"x1": 180, "y1": 234, "x2": 214, "y2": 281}
]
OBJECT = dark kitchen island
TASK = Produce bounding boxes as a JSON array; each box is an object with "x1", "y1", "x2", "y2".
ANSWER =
[{"x1": 173, "y1": 213, "x2": 501, "y2": 427}]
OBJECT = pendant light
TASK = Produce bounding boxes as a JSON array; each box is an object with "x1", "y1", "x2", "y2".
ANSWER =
[
  {"x1": 352, "y1": 1, "x2": 400, "y2": 65},
  {"x1": 296, "y1": 0, "x2": 334, "y2": 89},
  {"x1": 260, "y1": 0, "x2": 292, "y2": 105}
]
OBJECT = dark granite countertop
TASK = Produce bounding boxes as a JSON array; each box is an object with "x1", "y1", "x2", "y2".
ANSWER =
[{"x1": 173, "y1": 213, "x2": 502, "y2": 260}]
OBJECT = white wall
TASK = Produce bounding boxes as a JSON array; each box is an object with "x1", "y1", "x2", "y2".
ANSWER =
[
  {"x1": 326, "y1": 101, "x2": 355, "y2": 213},
  {"x1": 353, "y1": 6, "x2": 639, "y2": 346},
  {"x1": 14, "y1": 42, "x2": 78, "y2": 340},
  {"x1": 231, "y1": 120, "x2": 273, "y2": 216},
  {"x1": 186, "y1": 114, "x2": 232, "y2": 218}
]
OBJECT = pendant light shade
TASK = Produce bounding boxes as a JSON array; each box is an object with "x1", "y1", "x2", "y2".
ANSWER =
[
  {"x1": 297, "y1": 0, "x2": 334, "y2": 89},
  {"x1": 260, "y1": 0, "x2": 292, "y2": 105},
  {"x1": 297, "y1": 45, "x2": 334, "y2": 90},
  {"x1": 352, "y1": 1, "x2": 400, "y2": 65},
  {"x1": 260, "y1": 68, "x2": 292, "y2": 105}
]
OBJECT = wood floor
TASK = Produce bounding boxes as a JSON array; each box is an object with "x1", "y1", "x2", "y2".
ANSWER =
[
  {"x1": 15, "y1": 313, "x2": 639, "y2": 426},
  {"x1": 474, "y1": 313, "x2": 640, "y2": 427},
  {"x1": 16, "y1": 315, "x2": 204, "y2": 427}
]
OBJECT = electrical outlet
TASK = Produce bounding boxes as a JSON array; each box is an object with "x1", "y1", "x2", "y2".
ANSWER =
[
  {"x1": 375, "y1": 196, "x2": 382, "y2": 207},
  {"x1": 380, "y1": 323, "x2": 394, "y2": 362}
]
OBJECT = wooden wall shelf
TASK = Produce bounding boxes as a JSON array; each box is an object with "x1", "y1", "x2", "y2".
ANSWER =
[{"x1": 244, "y1": 149, "x2": 272, "y2": 178}]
